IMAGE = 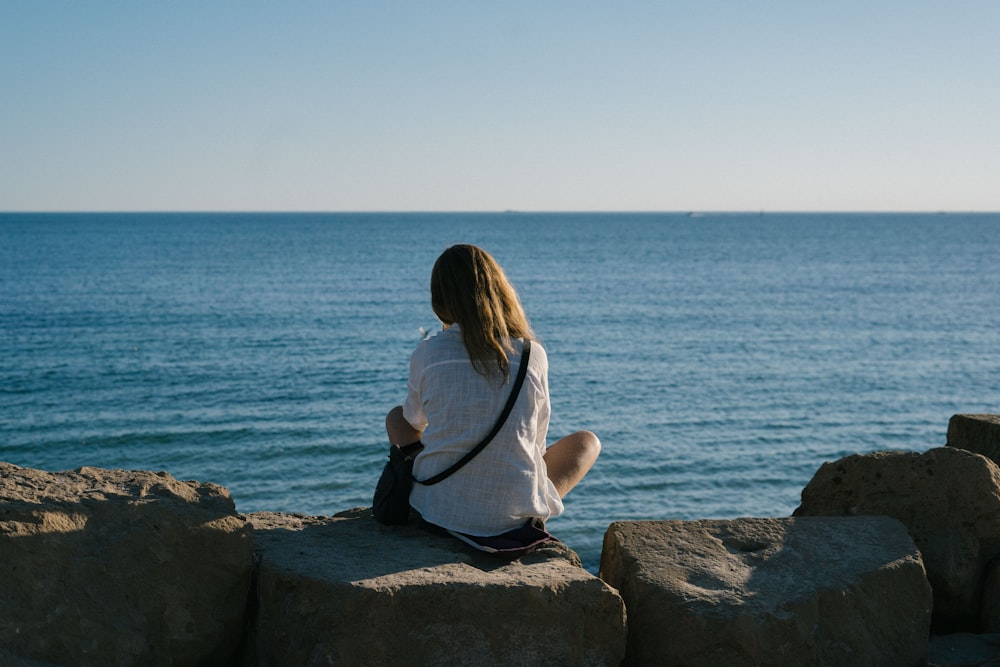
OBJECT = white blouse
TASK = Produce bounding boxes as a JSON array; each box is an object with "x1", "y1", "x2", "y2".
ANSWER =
[{"x1": 402, "y1": 325, "x2": 564, "y2": 535}]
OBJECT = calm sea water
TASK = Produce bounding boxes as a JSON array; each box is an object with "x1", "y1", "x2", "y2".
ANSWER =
[{"x1": 2, "y1": 212, "x2": 999, "y2": 572}]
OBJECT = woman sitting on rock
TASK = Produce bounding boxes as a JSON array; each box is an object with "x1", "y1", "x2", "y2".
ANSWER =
[{"x1": 385, "y1": 243, "x2": 600, "y2": 553}]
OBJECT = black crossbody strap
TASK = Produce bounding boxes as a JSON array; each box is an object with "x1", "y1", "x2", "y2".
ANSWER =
[{"x1": 415, "y1": 338, "x2": 531, "y2": 486}]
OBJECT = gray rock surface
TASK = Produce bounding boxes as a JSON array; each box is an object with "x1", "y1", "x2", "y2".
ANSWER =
[
  {"x1": 949, "y1": 413, "x2": 1000, "y2": 466},
  {"x1": 600, "y1": 516, "x2": 931, "y2": 667},
  {"x1": 247, "y1": 508, "x2": 627, "y2": 666},
  {"x1": 794, "y1": 447, "x2": 1000, "y2": 628},
  {"x1": 0, "y1": 463, "x2": 254, "y2": 667}
]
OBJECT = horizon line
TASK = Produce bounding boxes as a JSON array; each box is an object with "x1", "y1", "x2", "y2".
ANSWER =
[{"x1": 2, "y1": 209, "x2": 998, "y2": 215}]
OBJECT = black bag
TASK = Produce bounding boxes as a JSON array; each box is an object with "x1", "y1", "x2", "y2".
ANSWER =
[
  {"x1": 373, "y1": 339, "x2": 532, "y2": 526},
  {"x1": 372, "y1": 442, "x2": 421, "y2": 525}
]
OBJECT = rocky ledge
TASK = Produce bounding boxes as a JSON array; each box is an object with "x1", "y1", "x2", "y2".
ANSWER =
[
  {"x1": 0, "y1": 465, "x2": 625, "y2": 667},
  {"x1": 2, "y1": 413, "x2": 1000, "y2": 666},
  {"x1": 247, "y1": 509, "x2": 626, "y2": 666}
]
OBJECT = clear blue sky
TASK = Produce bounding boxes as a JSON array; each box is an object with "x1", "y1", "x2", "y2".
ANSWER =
[{"x1": 2, "y1": 1, "x2": 997, "y2": 212}]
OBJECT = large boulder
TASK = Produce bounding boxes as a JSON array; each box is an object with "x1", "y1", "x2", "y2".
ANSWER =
[
  {"x1": 948, "y1": 413, "x2": 1000, "y2": 465},
  {"x1": 794, "y1": 447, "x2": 1000, "y2": 630},
  {"x1": 600, "y1": 517, "x2": 931, "y2": 667},
  {"x1": 0, "y1": 463, "x2": 254, "y2": 667},
  {"x1": 247, "y1": 508, "x2": 627, "y2": 666}
]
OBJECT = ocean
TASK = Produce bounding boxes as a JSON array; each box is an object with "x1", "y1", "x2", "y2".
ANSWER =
[{"x1": 2, "y1": 212, "x2": 998, "y2": 572}]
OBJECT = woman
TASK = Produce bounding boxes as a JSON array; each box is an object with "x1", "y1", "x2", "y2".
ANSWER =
[{"x1": 385, "y1": 244, "x2": 600, "y2": 550}]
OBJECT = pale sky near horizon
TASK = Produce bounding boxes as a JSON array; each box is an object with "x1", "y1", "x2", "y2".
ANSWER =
[{"x1": 2, "y1": 1, "x2": 998, "y2": 212}]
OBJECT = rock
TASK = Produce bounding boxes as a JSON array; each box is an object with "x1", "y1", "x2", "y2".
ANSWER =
[
  {"x1": 600, "y1": 516, "x2": 931, "y2": 667},
  {"x1": 794, "y1": 447, "x2": 1000, "y2": 630},
  {"x1": 949, "y1": 414, "x2": 1000, "y2": 466},
  {"x1": 247, "y1": 508, "x2": 627, "y2": 666},
  {"x1": 928, "y1": 633, "x2": 1000, "y2": 667},
  {"x1": 0, "y1": 463, "x2": 254, "y2": 667}
]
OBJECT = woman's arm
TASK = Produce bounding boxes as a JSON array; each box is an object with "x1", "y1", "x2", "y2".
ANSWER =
[{"x1": 385, "y1": 405, "x2": 424, "y2": 447}]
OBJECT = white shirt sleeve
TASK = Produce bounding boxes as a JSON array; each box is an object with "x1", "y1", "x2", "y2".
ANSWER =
[{"x1": 402, "y1": 349, "x2": 428, "y2": 431}]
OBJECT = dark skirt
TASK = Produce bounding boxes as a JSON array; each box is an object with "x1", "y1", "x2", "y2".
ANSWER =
[{"x1": 419, "y1": 516, "x2": 555, "y2": 558}]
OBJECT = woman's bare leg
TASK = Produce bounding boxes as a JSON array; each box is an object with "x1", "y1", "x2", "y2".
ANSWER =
[
  {"x1": 385, "y1": 405, "x2": 423, "y2": 447},
  {"x1": 544, "y1": 431, "x2": 601, "y2": 498}
]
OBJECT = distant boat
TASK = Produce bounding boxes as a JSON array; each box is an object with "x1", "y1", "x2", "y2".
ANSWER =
[{"x1": 687, "y1": 211, "x2": 703, "y2": 218}]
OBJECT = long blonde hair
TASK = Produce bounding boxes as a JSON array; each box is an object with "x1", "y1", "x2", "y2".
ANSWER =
[{"x1": 430, "y1": 244, "x2": 533, "y2": 382}]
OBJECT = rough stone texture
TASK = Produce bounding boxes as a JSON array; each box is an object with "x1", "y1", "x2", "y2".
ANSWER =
[
  {"x1": 928, "y1": 633, "x2": 1000, "y2": 667},
  {"x1": 794, "y1": 447, "x2": 1000, "y2": 629},
  {"x1": 0, "y1": 463, "x2": 254, "y2": 667},
  {"x1": 600, "y1": 516, "x2": 931, "y2": 667},
  {"x1": 949, "y1": 414, "x2": 1000, "y2": 466},
  {"x1": 247, "y1": 508, "x2": 627, "y2": 667}
]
